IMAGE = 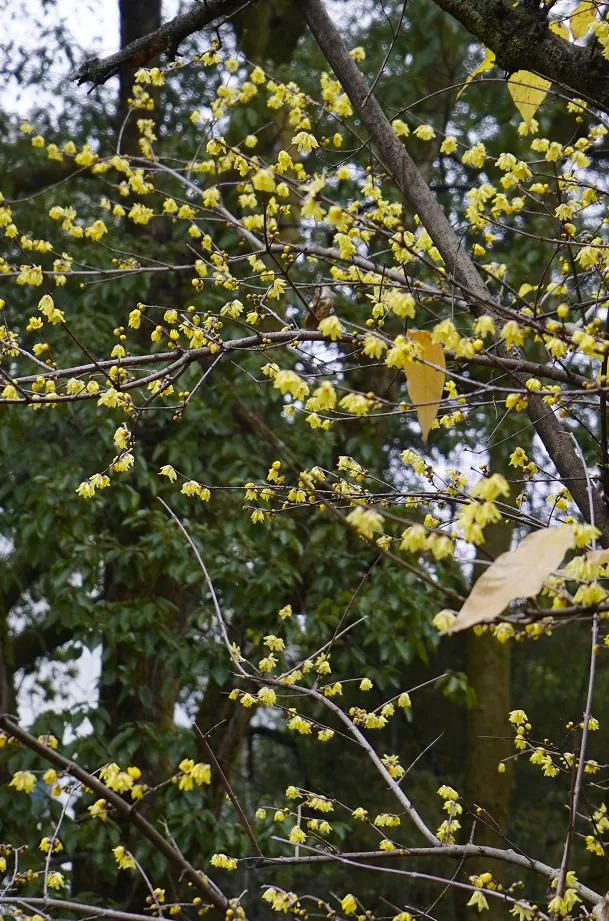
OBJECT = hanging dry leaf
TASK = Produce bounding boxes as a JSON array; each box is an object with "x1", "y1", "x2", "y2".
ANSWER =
[
  {"x1": 508, "y1": 71, "x2": 551, "y2": 125},
  {"x1": 445, "y1": 525, "x2": 576, "y2": 633},
  {"x1": 404, "y1": 330, "x2": 445, "y2": 442},
  {"x1": 584, "y1": 548, "x2": 609, "y2": 565},
  {"x1": 457, "y1": 47, "x2": 495, "y2": 100},
  {"x1": 570, "y1": 0, "x2": 597, "y2": 39}
]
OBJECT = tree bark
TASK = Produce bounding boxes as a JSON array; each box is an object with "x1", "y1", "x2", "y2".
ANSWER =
[
  {"x1": 298, "y1": 0, "x2": 609, "y2": 548},
  {"x1": 432, "y1": 0, "x2": 609, "y2": 112},
  {"x1": 463, "y1": 447, "x2": 515, "y2": 921}
]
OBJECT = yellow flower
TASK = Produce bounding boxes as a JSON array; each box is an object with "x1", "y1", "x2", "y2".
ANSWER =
[
  {"x1": 440, "y1": 136, "x2": 457, "y2": 154},
  {"x1": 40, "y1": 836, "x2": 63, "y2": 853},
  {"x1": 9, "y1": 770, "x2": 36, "y2": 793},
  {"x1": 252, "y1": 169, "x2": 276, "y2": 192},
  {"x1": 292, "y1": 131, "x2": 319, "y2": 153},
  {"x1": 258, "y1": 687, "x2": 277, "y2": 706},
  {"x1": 341, "y1": 895, "x2": 357, "y2": 914},
  {"x1": 89, "y1": 799, "x2": 108, "y2": 822},
  {"x1": 289, "y1": 825, "x2": 306, "y2": 844},
  {"x1": 467, "y1": 891, "x2": 489, "y2": 912},
  {"x1": 273, "y1": 370, "x2": 309, "y2": 401},
  {"x1": 318, "y1": 315, "x2": 343, "y2": 340},
  {"x1": 264, "y1": 634, "x2": 285, "y2": 652},
  {"x1": 210, "y1": 853, "x2": 238, "y2": 870},
  {"x1": 414, "y1": 124, "x2": 435, "y2": 140},
  {"x1": 202, "y1": 186, "x2": 220, "y2": 206},
  {"x1": 48, "y1": 871, "x2": 65, "y2": 890},
  {"x1": 392, "y1": 119, "x2": 409, "y2": 137},
  {"x1": 346, "y1": 506, "x2": 383, "y2": 538},
  {"x1": 363, "y1": 334, "x2": 387, "y2": 358},
  {"x1": 85, "y1": 219, "x2": 107, "y2": 241},
  {"x1": 374, "y1": 813, "x2": 401, "y2": 827},
  {"x1": 191, "y1": 762, "x2": 211, "y2": 785},
  {"x1": 113, "y1": 846, "x2": 136, "y2": 870},
  {"x1": 510, "y1": 901, "x2": 534, "y2": 921},
  {"x1": 128, "y1": 203, "x2": 154, "y2": 225},
  {"x1": 437, "y1": 784, "x2": 459, "y2": 801},
  {"x1": 501, "y1": 320, "x2": 525, "y2": 350}
]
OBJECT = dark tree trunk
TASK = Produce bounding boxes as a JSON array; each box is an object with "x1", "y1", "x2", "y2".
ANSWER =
[
  {"x1": 462, "y1": 445, "x2": 517, "y2": 921},
  {"x1": 118, "y1": 0, "x2": 162, "y2": 119}
]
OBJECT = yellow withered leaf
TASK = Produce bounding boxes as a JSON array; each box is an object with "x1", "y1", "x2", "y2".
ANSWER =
[
  {"x1": 457, "y1": 47, "x2": 495, "y2": 99},
  {"x1": 570, "y1": 1, "x2": 597, "y2": 39},
  {"x1": 445, "y1": 525, "x2": 576, "y2": 633},
  {"x1": 404, "y1": 330, "x2": 445, "y2": 443},
  {"x1": 549, "y1": 20, "x2": 569, "y2": 40},
  {"x1": 508, "y1": 70, "x2": 551, "y2": 125}
]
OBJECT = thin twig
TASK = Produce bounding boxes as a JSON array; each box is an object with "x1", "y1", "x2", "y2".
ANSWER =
[{"x1": 194, "y1": 723, "x2": 263, "y2": 858}]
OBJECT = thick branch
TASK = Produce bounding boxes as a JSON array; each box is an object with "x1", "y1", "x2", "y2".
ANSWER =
[
  {"x1": 298, "y1": 0, "x2": 609, "y2": 547},
  {"x1": 72, "y1": 0, "x2": 256, "y2": 88},
  {"x1": 4, "y1": 328, "x2": 586, "y2": 391},
  {"x1": 249, "y1": 846, "x2": 601, "y2": 905},
  {"x1": 0, "y1": 897, "x2": 159, "y2": 921},
  {"x1": 432, "y1": 0, "x2": 609, "y2": 111}
]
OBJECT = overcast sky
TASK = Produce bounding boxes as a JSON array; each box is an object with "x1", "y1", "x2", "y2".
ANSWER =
[{"x1": 3, "y1": 0, "x2": 181, "y2": 111}]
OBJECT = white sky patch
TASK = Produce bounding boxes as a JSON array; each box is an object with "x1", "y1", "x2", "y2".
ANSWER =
[
  {"x1": 3, "y1": 0, "x2": 181, "y2": 111},
  {"x1": 17, "y1": 644, "x2": 101, "y2": 737}
]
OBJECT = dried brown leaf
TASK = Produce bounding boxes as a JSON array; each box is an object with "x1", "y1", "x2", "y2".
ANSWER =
[
  {"x1": 404, "y1": 330, "x2": 445, "y2": 443},
  {"x1": 445, "y1": 525, "x2": 576, "y2": 633}
]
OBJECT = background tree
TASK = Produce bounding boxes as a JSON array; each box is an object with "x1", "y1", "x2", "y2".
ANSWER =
[{"x1": 1, "y1": 2, "x2": 609, "y2": 921}]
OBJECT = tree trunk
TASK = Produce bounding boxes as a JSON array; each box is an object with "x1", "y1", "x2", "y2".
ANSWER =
[
  {"x1": 462, "y1": 447, "x2": 516, "y2": 921},
  {"x1": 118, "y1": 0, "x2": 162, "y2": 119}
]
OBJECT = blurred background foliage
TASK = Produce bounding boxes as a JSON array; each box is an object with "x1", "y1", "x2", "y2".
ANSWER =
[{"x1": 1, "y1": 1, "x2": 609, "y2": 918}]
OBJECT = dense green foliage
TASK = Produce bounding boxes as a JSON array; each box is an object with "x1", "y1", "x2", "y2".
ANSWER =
[{"x1": 2, "y1": 2, "x2": 609, "y2": 920}]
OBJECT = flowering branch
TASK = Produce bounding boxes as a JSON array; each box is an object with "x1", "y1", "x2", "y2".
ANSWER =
[
  {"x1": 72, "y1": 0, "x2": 255, "y2": 89},
  {"x1": 0, "y1": 715, "x2": 229, "y2": 913}
]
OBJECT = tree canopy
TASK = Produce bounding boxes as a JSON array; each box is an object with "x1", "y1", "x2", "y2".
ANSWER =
[{"x1": 1, "y1": 2, "x2": 609, "y2": 921}]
